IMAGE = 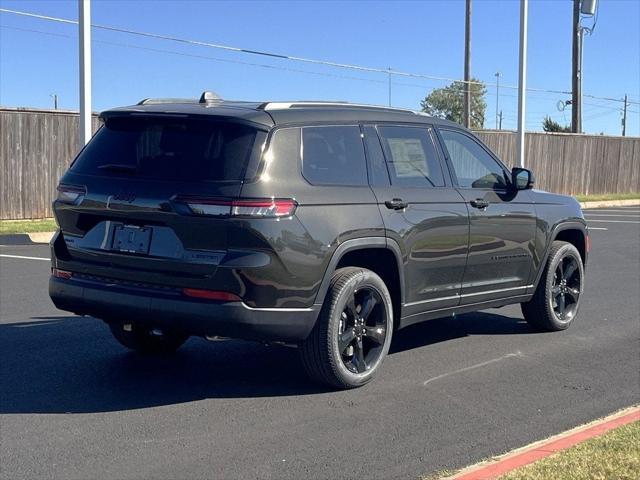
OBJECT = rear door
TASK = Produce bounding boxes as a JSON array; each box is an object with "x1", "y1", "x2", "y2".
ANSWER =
[
  {"x1": 435, "y1": 128, "x2": 536, "y2": 304},
  {"x1": 363, "y1": 124, "x2": 469, "y2": 317}
]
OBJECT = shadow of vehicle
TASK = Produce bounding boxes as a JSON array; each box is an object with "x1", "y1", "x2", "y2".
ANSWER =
[{"x1": 0, "y1": 311, "x2": 535, "y2": 414}]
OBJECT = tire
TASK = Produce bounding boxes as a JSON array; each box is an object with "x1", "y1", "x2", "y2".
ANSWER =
[
  {"x1": 108, "y1": 322, "x2": 188, "y2": 354},
  {"x1": 522, "y1": 241, "x2": 584, "y2": 331},
  {"x1": 301, "y1": 267, "x2": 394, "y2": 389}
]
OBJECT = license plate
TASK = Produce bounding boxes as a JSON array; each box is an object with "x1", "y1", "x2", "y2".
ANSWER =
[{"x1": 111, "y1": 225, "x2": 152, "y2": 254}]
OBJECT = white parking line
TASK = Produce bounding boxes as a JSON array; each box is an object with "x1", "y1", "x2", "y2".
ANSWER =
[
  {"x1": 588, "y1": 227, "x2": 608, "y2": 230},
  {"x1": 584, "y1": 209, "x2": 640, "y2": 213},
  {"x1": 423, "y1": 351, "x2": 523, "y2": 386},
  {"x1": 587, "y1": 220, "x2": 640, "y2": 224},
  {"x1": 584, "y1": 214, "x2": 640, "y2": 217},
  {"x1": 0, "y1": 254, "x2": 49, "y2": 261}
]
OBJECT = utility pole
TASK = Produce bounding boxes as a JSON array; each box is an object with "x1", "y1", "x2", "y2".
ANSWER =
[
  {"x1": 388, "y1": 67, "x2": 392, "y2": 107},
  {"x1": 622, "y1": 94, "x2": 628, "y2": 137},
  {"x1": 571, "y1": 0, "x2": 582, "y2": 133},
  {"x1": 463, "y1": 0, "x2": 471, "y2": 128},
  {"x1": 50, "y1": 94, "x2": 58, "y2": 110},
  {"x1": 516, "y1": 0, "x2": 528, "y2": 168},
  {"x1": 499, "y1": 110, "x2": 503, "y2": 130},
  {"x1": 79, "y1": 0, "x2": 92, "y2": 147},
  {"x1": 494, "y1": 72, "x2": 500, "y2": 130}
]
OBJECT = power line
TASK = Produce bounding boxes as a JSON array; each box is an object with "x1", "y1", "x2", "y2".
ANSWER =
[
  {"x1": 13, "y1": 22, "x2": 631, "y2": 122},
  {"x1": 2, "y1": 7, "x2": 638, "y2": 106},
  {"x1": 8, "y1": 25, "x2": 639, "y2": 132},
  {"x1": 0, "y1": 24, "x2": 389, "y2": 87}
]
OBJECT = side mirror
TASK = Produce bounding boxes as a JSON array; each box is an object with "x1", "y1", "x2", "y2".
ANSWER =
[{"x1": 512, "y1": 167, "x2": 535, "y2": 190}]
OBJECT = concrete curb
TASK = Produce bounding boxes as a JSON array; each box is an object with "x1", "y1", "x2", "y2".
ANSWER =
[
  {"x1": 0, "y1": 232, "x2": 54, "y2": 245},
  {"x1": 442, "y1": 405, "x2": 640, "y2": 480},
  {"x1": 580, "y1": 199, "x2": 640, "y2": 209}
]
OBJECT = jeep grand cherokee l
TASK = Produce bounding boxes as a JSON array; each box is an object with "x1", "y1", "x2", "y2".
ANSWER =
[{"x1": 49, "y1": 92, "x2": 588, "y2": 388}]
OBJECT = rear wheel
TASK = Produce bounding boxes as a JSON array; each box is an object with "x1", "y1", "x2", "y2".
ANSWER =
[
  {"x1": 301, "y1": 267, "x2": 393, "y2": 389},
  {"x1": 108, "y1": 322, "x2": 188, "y2": 354},
  {"x1": 521, "y1": 241, "x2": 584, "y2": 331}
]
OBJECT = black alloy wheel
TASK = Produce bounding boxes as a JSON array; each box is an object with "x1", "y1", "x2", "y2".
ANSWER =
[
  {"x1": 521, "y1": 240, "x2": 584, "y2": 331},
  {"x1": 337, "y1": 286, "x2": 388, "y2": 374},
  {"x1": 550, "y1": 254, "x2": 582, "y2": 323},
  {"x1": 301, "y1": 267, "x2": 394, "y2": 388}
]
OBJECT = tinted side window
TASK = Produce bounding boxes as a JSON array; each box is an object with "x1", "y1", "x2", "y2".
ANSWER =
[
  {"x1": 363, "y1": 126, "x2": 390, "y2": 186},
  {"x1": 377, "y1": 126, "x2": 445, "y2": 187},
  {"x1": 439, "y1": 129, "x2": 509, "y2": 189},
  {"x1": 302, "y1": 126, "x2": 367, "y2": 186}
]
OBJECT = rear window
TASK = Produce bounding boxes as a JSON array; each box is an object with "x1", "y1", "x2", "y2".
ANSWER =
[{"x1": 71, "y1": 116, "x2": 266, "y2": 182}]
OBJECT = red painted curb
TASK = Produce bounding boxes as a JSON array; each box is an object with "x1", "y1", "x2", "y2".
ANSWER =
[{"x1": 451, "y1": 409, "x2": 640, "y2": 480}]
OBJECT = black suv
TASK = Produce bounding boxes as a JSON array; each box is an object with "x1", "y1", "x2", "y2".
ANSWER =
[{"x1": 50, "y1": 92, "x2": 588, "y2": 388}]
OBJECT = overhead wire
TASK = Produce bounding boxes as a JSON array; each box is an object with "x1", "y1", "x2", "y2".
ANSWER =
[{"x1": 1, "y1": 7, "x2": 638, "y2": 106}]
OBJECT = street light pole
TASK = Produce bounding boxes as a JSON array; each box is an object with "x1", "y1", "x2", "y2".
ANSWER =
[
  {"x1": 78, "y1": 0, "x2": 92, "y2": 147},
  {"x1": 463, "y1": 0, "x2": 471, "y2": 128},
  {"x1": 516, "y1": 0, "x2": 528, "y2": 168}
]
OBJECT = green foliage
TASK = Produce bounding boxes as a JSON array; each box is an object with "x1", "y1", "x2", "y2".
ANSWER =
[
  {"x1": 542, "y1": 116, "x2": 572, "y2": 133},
  {"x1": 420, "y1": 79, "x2": 487, "y2": 129}
]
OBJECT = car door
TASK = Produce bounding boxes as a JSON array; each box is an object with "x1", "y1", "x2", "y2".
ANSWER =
[
  {"x1": 436, "y1": 127, "x2": 536, "y2": 304},
  {"x1": 363, "y1": 124, "x2": 469, "y2": 317}
]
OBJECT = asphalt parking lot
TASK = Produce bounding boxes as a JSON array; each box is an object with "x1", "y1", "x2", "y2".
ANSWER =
[{"x1": 1, "y1": 206, "x2": 638, "y2": 480}]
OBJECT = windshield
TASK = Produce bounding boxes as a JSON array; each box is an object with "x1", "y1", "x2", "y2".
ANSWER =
[{"x1": 71, "y1": 116, "x2": 266, "y2": 182}]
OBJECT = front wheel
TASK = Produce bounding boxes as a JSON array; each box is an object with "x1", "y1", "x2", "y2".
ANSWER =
[
  {"x1": 522, "y1": 241, "x2": 584, "y2": 331},
  {"x1": 108, "y1": 322, "x2": 188, "y2": 354},
  {"x1": 300, "y1": 267, "x2": 393, "y2": 389}
]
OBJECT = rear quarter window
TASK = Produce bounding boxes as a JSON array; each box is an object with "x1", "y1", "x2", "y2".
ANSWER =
[
  {"x1": 301, "y1": 126, "x2": 368, "y2": 186},
  {"x1": 71, "y1": 116, "x2": 266, "y2": 183}
]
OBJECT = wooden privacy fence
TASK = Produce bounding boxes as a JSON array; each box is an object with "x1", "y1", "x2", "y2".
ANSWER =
[
  {"x1": 1, "y1": 108, "x2": 100, "y2": 220},
  {"x1": 475, "y1": 130, "x2": 640, "y2": 197},
  {"x1": 1, "y1": 108, "x2": 639, "y2": 219}
]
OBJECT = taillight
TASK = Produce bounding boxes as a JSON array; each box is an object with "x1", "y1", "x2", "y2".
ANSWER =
[
  {"x1": 175, "y1": 196, "x2": 297, "y2": 218},
  {"x1": 56, "y1": 184, "x2": 86, "y2": 204},
  {"x1": 231, "y1": 199, "x2": 297, "y2": 217},
  {"x1": 183, "y1": 288, "x2": 241, "y2": 302},
  {"x1": 585, "y1": 232, "x2": 591, "y2": 253},
  {"x1": 52, "y1": 268, "x2": 73, "y2": 280}
]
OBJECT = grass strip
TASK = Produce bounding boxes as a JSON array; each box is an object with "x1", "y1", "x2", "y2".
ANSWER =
[
  {"x1": 498, "y1": 420, "x2": 640, "y2": 480},
  {"x1": 0, "y1": 218, "x2": 57, "y2": 234},
  {"x1": 575, "y1": 192, "x2": 640, "y2": 202}
]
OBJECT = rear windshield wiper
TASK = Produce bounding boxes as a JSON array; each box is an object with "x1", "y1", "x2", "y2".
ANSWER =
[{"x1": 98, "y1": 163, "x2": 138, "y2": 173}]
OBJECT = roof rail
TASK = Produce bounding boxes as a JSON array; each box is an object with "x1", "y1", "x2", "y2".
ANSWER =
[
  {"x1": 257, "y1": 101, "x2": 419, "y2": 114},
  {"x1": 136, "y1": 91, "x2": 222, "y2": 106},
  {"x1": 136, "y1": 98, "x2": 197, "y2": 106}
]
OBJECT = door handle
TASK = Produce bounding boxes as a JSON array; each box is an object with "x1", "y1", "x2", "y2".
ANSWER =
[
  {"x1": 470, "y1": 199, "x2": 490, "y2": 209},
  {"x1": 385, "y1": 198, "x2": 408, "y2": 210}
]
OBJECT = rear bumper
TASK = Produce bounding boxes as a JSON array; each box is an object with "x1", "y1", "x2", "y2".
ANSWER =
[{"x1": 49, "y1": 276, "x2": 318, "y2": 342}]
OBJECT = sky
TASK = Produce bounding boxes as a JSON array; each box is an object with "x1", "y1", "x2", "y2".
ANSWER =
[{"x1": 1, "y1": 0, "x2": 639, "y2": 135}]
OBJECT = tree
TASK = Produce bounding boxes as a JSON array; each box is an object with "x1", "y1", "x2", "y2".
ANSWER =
[
  {"x1": 542, "y1": 116, "x2": 572, "y2": 133},
  {"x1": 420, "y1": 79, "x2": 487, "y2": 129}
]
